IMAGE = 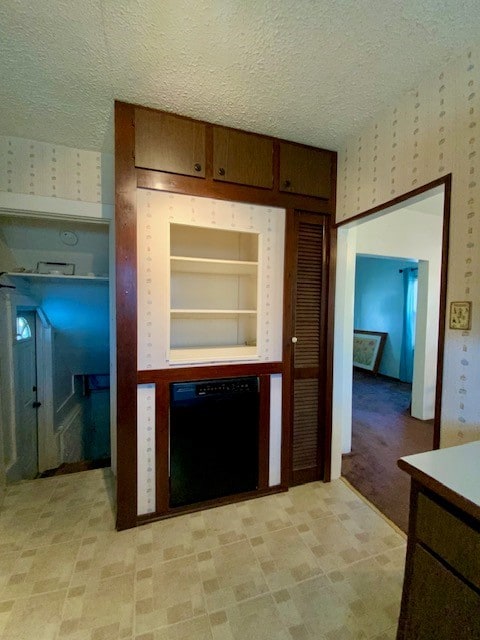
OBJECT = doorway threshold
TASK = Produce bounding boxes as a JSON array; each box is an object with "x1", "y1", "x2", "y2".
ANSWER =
[{"x1": 37, "y1": 458, "x2": 111, "y2": 478}]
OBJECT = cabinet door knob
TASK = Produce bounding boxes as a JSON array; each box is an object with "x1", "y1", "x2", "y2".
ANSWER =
[
  {"x1": 194, "y1": 163, "x2": 202, "y2": 172},
  {"x1": 291, "y1": 336, "x2": 297, "y2": 344},
  {"x1": 283, "y1": 179, "x2": 291, "y2": 189},
  {"x1": 218, "y1": 167, "x2": 225, "y2": 176}
]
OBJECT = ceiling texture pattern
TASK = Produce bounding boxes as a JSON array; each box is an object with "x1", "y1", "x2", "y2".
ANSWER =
[{"x1": 1, "y1": 0, "x2": 480, "y2": 153}]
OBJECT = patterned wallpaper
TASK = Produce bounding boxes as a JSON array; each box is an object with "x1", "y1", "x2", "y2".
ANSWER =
[
  {"x1": 137, "y1": 384, "x2": 156, "y2": 515},
  {"x1": 0, "y1": 136, "x2": 114, "y2": 205},
  {"x1": 337, "y1": 45, "x2": 480, "y2": 447}
]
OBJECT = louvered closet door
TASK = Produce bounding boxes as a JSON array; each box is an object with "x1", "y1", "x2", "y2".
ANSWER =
[{"x1": 290, "y1": 212, "x2": 327, "y2": 484}]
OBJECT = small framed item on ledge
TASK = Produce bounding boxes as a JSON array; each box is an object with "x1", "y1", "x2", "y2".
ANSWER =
[
  {"x1": 353, "y1": 330, "x2": 387, "y2": 374},
  {"x1": 449, "y1": 301, "x2": 472, "y2": 330}
]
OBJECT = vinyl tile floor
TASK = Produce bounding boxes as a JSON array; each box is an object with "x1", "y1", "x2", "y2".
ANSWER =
[{"x1": 0, "y1": 469, "x2": 406, "y2": 640}]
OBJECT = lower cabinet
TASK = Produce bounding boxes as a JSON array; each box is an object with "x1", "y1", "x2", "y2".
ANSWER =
[
  {"x1": 397, "y1": 486, "x2": 480, "y2": 639},
  {"x1": 403, "y1": 544, "x2": 480, "y2": 639}
]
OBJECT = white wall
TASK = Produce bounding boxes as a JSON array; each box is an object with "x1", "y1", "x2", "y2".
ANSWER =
[
  {"x1": 0, "y1": 216, "x2": 110, "y2": 277},
  {"x1": 354, "y1": 256, "x2": 416, "y2": 379}
]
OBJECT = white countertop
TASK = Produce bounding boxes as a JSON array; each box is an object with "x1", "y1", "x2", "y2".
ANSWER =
[{"x1": 399, "y1": 440, "x2": 480, "y2": 515}]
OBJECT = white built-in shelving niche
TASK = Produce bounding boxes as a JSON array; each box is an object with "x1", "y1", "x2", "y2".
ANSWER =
[
  {"x1": 169, "y1": 223, "x2": 259, "y2": 363},
  {"x1": 136, "y1": 190, "x2": 285, "y2": 369}
]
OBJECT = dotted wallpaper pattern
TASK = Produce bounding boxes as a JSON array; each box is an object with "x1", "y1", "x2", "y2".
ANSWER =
[
  {"x1": 0, "y1": 136, "x2": 114, "y2": 205},
  {"x1": 137, "y1": 383, "x2": 156, "y2": 515},
  {"x1": 337, "y1": 46, "x2": 480, "y2": 447},
  {"x1": 136, "y1": 189, "x2": 285, "y2": 371}
]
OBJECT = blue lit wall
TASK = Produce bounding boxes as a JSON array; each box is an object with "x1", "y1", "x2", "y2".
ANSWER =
[
  {"x1": 354, "y1": 255, "x2": 417, "y2": 379},
  {"x1": 31, "y1": 279, "x2": 110, "y2": 455}
]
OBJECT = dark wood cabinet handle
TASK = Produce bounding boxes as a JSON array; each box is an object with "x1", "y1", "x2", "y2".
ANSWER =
[
  {"x1": 194, "y1": 163, "x2": 202, "y2": 172},
  {"x1": 283, "y1": 179, "x2": 291, "y2": 188},
  {"x1": 218, "y1": 167, "x2": 225, "y2": 176}
]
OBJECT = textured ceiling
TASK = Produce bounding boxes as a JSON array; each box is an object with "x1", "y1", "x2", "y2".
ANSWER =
[{"x1": 1, "y1": 1, "x2": 480, "y2": 153}]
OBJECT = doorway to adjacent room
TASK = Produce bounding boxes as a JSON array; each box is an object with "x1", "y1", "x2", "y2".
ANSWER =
[{"x1": 333, "y1": 178, "x2": 450, "y2": 531}]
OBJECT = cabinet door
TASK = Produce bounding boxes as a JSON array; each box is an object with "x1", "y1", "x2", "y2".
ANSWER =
[
  {"x1": 280, "y1": 142, "x2": 332, "y2": 198},
  {"x1": 213, "y1": 127, "x2": 273, "y2": 189},
  {"x1": 135, "y1": 108, "x2": 206, "y2": 177},
  {"x1": 402, "y1": 544, "x2": 480, "y2": 639},
  {"x1": 287, "y1": 212, "x2": 328, "y2": 484}
]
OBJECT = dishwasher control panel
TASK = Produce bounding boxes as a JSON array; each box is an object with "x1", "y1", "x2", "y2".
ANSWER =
[{"x1": 171, "y1": 377, "x2": 258, "y2": 402}]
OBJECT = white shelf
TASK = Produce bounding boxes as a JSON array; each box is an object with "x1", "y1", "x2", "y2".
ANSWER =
[
  {"x1": 169, "y1": 345, "x2": 259, "y2": 364},
  {"x1": 171, "y1": 256, "x2": 258, "y2": 275},
  {"x1": 4, "y1": 272, "x2": 109, "y2": 283},
  {"x1": 168, "y1": 222, "x2": 259, "y2": 362}
]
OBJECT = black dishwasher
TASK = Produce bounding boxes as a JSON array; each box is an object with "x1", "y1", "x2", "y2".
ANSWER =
[{"x1": 169, "y1": 377, "x2": 259, "y2": 507}]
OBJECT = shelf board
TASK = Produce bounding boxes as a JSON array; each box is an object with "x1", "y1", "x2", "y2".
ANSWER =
[
  {"x1": 169, "y1": 345, "x2": 258, "y2": 364},
  {"x1": 170, "y1": 256, "x2": 258, "y2": 275},
  {"x1": 4, "y1": 272, "x2": 109, "y2": 283},
  {"x1": 171, "y1": 309, "x2": 257, "y2": 319}
]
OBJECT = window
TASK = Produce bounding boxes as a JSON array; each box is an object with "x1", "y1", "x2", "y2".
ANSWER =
[{"x1": 16, "y1": 316, "x2": 32, "y2": 341}]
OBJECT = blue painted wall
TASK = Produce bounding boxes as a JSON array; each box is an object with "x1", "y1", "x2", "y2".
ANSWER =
[{"x1": 354, "y1": 255, "x2": 416, "y2": 379}]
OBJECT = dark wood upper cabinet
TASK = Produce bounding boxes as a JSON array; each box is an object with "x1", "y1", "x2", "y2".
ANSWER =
[
  {"x1": 279, "y1": 142, "x2": 332, "y2": 198},
  {"x1": 134, "y1": 108, "x2": 206, "y2": 178},
  {"x1": 213, "y1": 127, "x2": 273, "y2": 189}
]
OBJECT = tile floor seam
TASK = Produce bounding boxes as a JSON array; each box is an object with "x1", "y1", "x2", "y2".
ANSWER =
[{"x1": 141, "y1": 610, "x2": 212, "y2": 635}]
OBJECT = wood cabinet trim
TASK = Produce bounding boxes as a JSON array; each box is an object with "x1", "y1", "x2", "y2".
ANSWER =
[
  {"x1": 114, "y1": 101, "x2": 138, "y2": 531},
  {"x1": 137, "y1": 362, "x2": 283, "y2": 384},
  {"x1": 136, "y1": 168, "x2": 334, "y2": 213}
]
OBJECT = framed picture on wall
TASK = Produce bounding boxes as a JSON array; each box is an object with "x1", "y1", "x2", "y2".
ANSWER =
[
  {"x1": 449, "y1": 301, "x2": 472, "y2": 330},
  {"x1": 353, "y1": 330, "x2": 388, "y2": 373}
]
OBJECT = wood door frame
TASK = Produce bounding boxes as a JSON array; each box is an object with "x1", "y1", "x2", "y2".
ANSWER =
[{"x1": 333, "y1": 174, "x2": 452, "y2": 464}]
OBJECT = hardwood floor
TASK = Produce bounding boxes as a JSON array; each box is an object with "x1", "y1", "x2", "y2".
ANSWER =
[
  {"x1": 342, "y1": 369, "x2": 434, "y2": 532},
  {"x1": 38, "y1": 458, "x2": 111, "y2": 478}
]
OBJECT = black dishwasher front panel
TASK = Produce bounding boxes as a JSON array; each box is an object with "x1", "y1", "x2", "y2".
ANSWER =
[{"x1": 169, "y1": 377, "x2": 259, "y2": 508}]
